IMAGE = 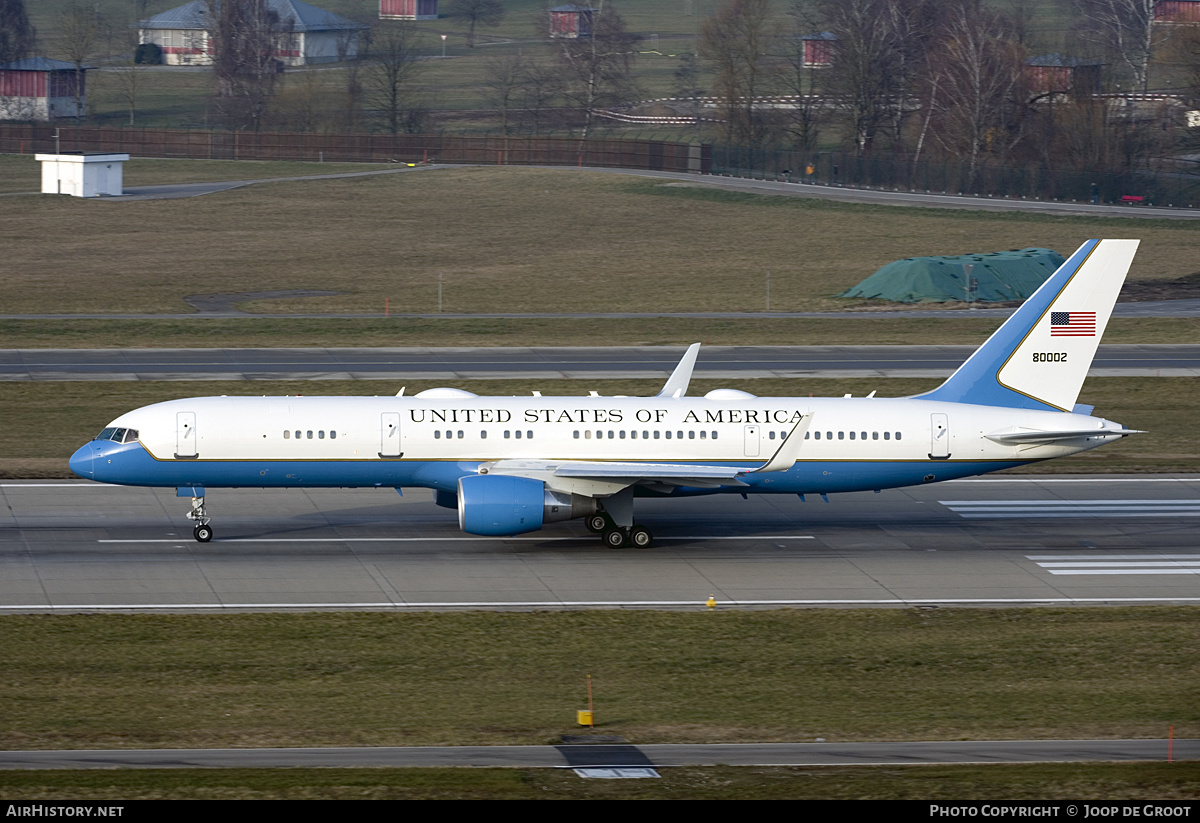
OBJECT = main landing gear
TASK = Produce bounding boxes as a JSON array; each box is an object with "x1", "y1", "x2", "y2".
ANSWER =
[
  {"x1": 584, "y1": 511, "x2": 654, "y2": 548},
  {"x1": 187, "y1": 496, "x2": 213, "y2": 543}
]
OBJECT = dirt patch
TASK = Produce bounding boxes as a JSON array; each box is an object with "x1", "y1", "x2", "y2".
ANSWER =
[{"x1": 1118, "y1": 272, "x2": 1200, "y2": 301}]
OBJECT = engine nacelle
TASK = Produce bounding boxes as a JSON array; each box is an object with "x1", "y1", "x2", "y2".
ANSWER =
[{"x1": 457, "y1": 474, "x2": 596, "y2": 536}]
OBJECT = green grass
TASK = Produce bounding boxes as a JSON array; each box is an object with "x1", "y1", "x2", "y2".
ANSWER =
[
  {"x1": 1, "y1": 609, "x2": 1197, "y2": 752},
  {"x1": 1, "y1": 762, "x2": 1197, "y2": 800},
  {"x1": 1, "y1": 164, "x2": 1197, "y2": 317},
  {"x1": 0, "y1": 376, "x2": 1193, "y2": 477}
]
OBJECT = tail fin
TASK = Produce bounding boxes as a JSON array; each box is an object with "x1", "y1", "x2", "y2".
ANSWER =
[{"x1": 917, "y1": 239, "x2": 1138, "y2": 412}]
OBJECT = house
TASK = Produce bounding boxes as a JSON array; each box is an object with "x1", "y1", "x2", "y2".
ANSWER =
[
  {"x1": 0, "y1": 57, "x2": 87, "y2": 121},
  {"x1": 380, "y1": 0, "x2": 439, "y2": 20},
  {"x1": 549, "y1": 5, "x2": 595, "y2": 38},
  {"x1": 800, "y1": 32, "x2": 836, "y2": 68},
  {"x1": 1026, "y1": 54, "x2": 1104, "y2": 98},
  {"x1": 139, "y1": 0, "x2": 368, "y2": 67},
  {"x1": 1154, "y1": 0, "x2": 1200, "y2": 23}
]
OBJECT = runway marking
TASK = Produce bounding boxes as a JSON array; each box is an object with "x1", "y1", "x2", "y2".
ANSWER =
[
  {"x1": 941, "y1": 499, "x2": 1200, "y2": 518},
  {"x1": 4, "y1": 596, "x2": 1200, "y2": 612},
  {"x1": 96, "y1": 535, "x2": 816, "y2": 544},
  {"x1": 1026, "y1": 553, "x2": 1200, "y2": 576}
]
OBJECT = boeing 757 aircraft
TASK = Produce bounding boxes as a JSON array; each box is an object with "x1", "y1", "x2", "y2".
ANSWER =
[{"x1": 70, "y1": 239, "x2": 1141, "y2": 547}]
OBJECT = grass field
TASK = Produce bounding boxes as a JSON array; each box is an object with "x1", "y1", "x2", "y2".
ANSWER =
[
  {"x1": 2, "y1": 163, "x2": 1198, "y2": 318},
  {"x1": 0, "y1": 376, "x2": 1193, "y2": 478},
  {"x1": 2, "y1": 762, "x2": 1197, "y2": 800},
  {"x1": 1, "y1": 608, "x2": 1196, "y2": 752}
]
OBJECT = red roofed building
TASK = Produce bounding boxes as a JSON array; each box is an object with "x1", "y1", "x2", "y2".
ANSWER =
[
  {"x1": 550, "y1": 5, "x2": 595, "y2": 38},
  {"x1": 0, "y1": 58, "x2": 87, "y2": 121},
  {"x1": 380, "y1": 0, "x2": 438, "y2": 20}
]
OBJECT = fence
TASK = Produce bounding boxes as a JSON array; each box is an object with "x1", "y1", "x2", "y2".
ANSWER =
[
  {"x1": 708, "y1": 144, "x2": 1200, "y2": 208},
  {"x1": 0, "y1": 125, "x2": 712, "y2": 174}
]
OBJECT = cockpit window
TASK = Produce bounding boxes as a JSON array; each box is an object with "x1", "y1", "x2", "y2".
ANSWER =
[{"x1": 94, "y1": 427, "x2": 138, "y2": 443}]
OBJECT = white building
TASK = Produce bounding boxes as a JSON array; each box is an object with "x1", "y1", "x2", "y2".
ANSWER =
[
  {"x1": 36, "y1": 153, "x2": 130, "y2": 198},
  {"x1": 139, "y1": 0, "x2": 368, "y2": 67}
]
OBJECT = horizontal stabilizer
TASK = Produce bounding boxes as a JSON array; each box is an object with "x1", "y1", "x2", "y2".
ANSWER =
[{"x1": 984, "y1": 426, "x2": 1141, "y2": 445}]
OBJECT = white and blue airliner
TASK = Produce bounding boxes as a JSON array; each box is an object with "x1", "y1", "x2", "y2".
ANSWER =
[{"x1": 70, "y1": 239, "x2": 1142, "y2": 547}]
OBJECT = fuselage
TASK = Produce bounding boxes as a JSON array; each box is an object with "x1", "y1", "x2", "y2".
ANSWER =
[{"x1": 69, "y1": 392, "x2": 1125, "y2": 495}]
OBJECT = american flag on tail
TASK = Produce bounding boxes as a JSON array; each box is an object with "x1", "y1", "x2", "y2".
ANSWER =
[{"x1": 1050, "y1": 311, "x2": 1096, "y2": 336}]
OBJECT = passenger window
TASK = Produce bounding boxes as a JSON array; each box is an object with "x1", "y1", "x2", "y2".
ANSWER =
[
  {"x1": 319, "y1": 431, "x2": 325, "y2": 439},
  {"x1": 849, "y1": 431, "x2": 855, "y2": 440},
  {"x1": 307, "y1": 430, "x2": 313, "y2": 439},
  {"x1": 653, "y1": 431, "x2": 660, "y2": 439},
  {"x1": 838, "y1": 431, "x2": 844, "y2": 440},
  {"x1": 884, "y1": 432, "x2": 890, "y2": 440},
  {"x1": 873, "y1": 432, "x2": 878, "y2": 440},
  {"x1": 689, "y1": 431, "x2": 695, "y2": 439},
  {"x1": 527, "y1": 431, "x2": 533, "y2": 439},
  {"x1": 515, "y1": 430, "x2": 522, "y2": 439},
  {"x1": 584, "y1": 430, "x2": 591, "y2": 439},
  {"x1": 504, "y1": 431, "x2": 510, "y2": 439},
  {"x1": 434, "y1": 431, "x2": 441, "y2": 439},
  {"x1": 896, "y1": 432, "x2": 902, "y2": 441},
  {"x1": 481, "y1": 431, "x2": 488, "y2": 439},
  {"x1": 330, "y1": 431, "x2": 337, "y2": 440},
  {"x1": 284, "y1": 430, "x2": 291, "y2": 439},
  {"x1": 700, "y1": 431, "x2": 706, "y2": 439}
]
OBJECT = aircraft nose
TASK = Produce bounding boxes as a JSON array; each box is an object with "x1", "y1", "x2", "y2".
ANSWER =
[{"x1": 69, "y1": 443, "x2": 95, "y2": 480}]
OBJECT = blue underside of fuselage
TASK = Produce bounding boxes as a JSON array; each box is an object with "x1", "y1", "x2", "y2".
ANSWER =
[{"x1": 71, "y1": 441, "x2": 1028, "y2": 495}]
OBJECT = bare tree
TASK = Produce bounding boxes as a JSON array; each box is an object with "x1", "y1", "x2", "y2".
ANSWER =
[
  {"x1": 58, "y1": 1, "x2": 101, "y2": 120},
  {"x1": 775, "y1": 1, "x2": 826, "y2": 153},
  {"x1": 446, "y1": 0, "x2": 505, "y2": 48},
  {"x1": 1073, "y1": 0, "x2": 1160, "y2": 92},
  {"x1": 206, "y1": 0, "x2": 292, "y2": 131},
  {"x1": 554, "y1": 1, "x2": 640, "y2": 141},
  {"x1": 364, "y1": 22, "x2": 425, "y2": 134},
  {"x1": 699, "y1": 0, "x2": 776, "y2": 146},
  {"x1": 818, "y1": 0, "x2": 937, "y2": 155},
  {"x1": 482, "y1": 50, "x2": 526, "y2": 134},
  {"x1": 922, "y1": 1, "x2": 1027, "y2": 183},
  {"x1": 0, "y1": 0, "x2": 34, "y2": 64}
]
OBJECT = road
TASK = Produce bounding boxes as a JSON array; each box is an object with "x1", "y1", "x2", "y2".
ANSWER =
[
  {"x1": 3, "y1": 476, "x2": 1197, "y2": 612},
  {"x1": 0, "y1": 738, "x2": 1192, "y2": 769},
  {"x1": 2, "y1": 344, "x2": 1199, "y2": 381}
]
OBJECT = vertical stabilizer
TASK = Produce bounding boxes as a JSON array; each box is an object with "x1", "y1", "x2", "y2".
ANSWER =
[{"x1": 918, "y1": 239, "x2": 1138, "y2": 411}]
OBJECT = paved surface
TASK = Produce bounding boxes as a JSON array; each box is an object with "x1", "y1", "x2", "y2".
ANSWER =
[
  {"x1": 2, "y1": 299, "x2": 1199, "y2": 320},
  {"x1": 58, "y1": 163, "x2": 1200, "y2": 220},
  {"x1": 2, "y1": 344, "x2": 1199, "y2": 381},
  {"x1": 0, "y1": 738, "x2": 1192, "y2": 769},
  {"x1": 2, "y1": 476, "x2": 1198, "y2": 612}
]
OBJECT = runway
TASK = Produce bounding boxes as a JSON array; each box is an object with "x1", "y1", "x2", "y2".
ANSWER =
[
  {"x1": 3, "y1": 344, "x2": 1199, "y2": 381},
  {"x1": 1, "y1": 739, "x2": 1192, "y2": 769},
  {"x1": 2, "y1": 476, "x2": 1197, "y2": 612}
]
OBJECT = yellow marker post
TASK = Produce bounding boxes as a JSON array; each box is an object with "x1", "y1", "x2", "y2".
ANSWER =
[{"x1": 706, "y1": 595, "x2": 717, "y2": 609}]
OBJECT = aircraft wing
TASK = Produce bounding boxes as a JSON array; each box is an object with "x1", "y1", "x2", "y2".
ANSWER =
[{"x1": 484, "y1": 415, "x2": 813, "y2": 490}]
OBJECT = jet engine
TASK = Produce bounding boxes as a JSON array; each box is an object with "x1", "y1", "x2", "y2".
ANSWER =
[{"x1": 457, "y1": 474, "x2": 597, "y2": 536}]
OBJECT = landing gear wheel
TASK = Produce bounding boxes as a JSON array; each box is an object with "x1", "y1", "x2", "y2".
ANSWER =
[
  {"x1": 586, "y1": 514, "x2": 609, "y2": 534},
  {"x1": 602, "y1": 528, "x2": 628, "y2": 548},
  {"x1": 629, "y1": 525, "x2": 653, "y2": 548},
  {"x1": 193, "y1": 524, "x2": 213, "y2": 543}
]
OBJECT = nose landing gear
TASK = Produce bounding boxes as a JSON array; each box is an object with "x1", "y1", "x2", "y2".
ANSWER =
[{"x1": 186, "y1": 496, "x2": 213, "y2": 542}]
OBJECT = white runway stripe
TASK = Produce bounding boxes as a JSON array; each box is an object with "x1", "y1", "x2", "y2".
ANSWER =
[
  {"x1": 1026, "y1": 552, "x2": 1200, "y2": 576},
  {"x1": 942, "y1": 499, "x2": 1200, "y2": 518}
]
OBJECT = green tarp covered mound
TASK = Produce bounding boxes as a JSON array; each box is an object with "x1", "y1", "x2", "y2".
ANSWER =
[{"x1": 837, "y1": 248, "x2": 1066, "y2": 303}]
